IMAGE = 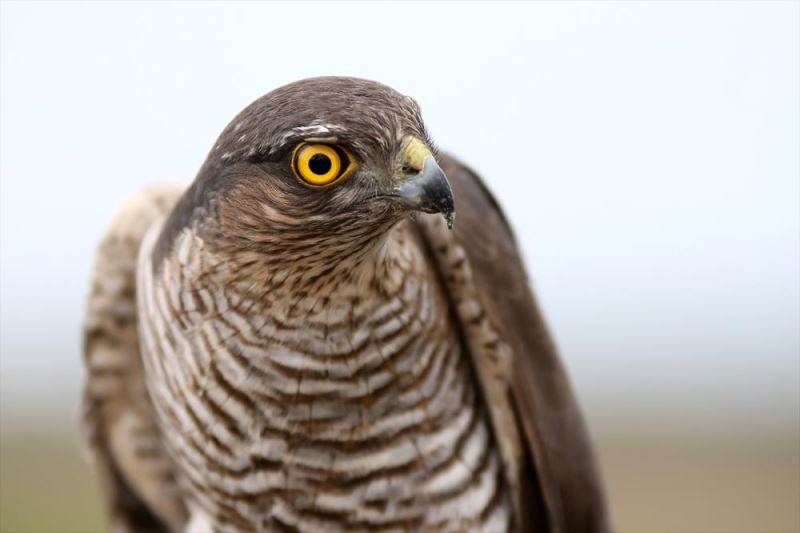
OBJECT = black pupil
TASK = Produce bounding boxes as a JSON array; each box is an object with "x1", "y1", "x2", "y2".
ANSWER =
[{"x1": 308, "y1": 153, "x2": 332, "y2": 175}]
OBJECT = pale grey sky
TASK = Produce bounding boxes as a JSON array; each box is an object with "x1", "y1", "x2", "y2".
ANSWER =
[{"x1": 1, "y1": 1, "x2": 798, "y2": 437}]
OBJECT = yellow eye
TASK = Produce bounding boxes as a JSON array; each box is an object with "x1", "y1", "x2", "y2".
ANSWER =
[{"x1": 292, "y1": 143, "x2": 354, "y2": 187}]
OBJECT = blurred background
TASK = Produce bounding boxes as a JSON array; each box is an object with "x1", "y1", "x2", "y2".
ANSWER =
[{"x1": 1, "y1": 1, "x2": 798, "y2": 532}]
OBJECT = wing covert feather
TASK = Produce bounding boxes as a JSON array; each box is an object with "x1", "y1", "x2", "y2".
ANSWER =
[
  {"x1": 416, "y1": 154, "x2": 610, "y2": 533},
  {"x1": 82, "y1": 184, "x2": 188, "y2": 532}
]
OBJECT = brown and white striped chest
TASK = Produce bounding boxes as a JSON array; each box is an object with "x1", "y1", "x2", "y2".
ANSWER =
[{"x1": 137, "y1": 220, "x2": 512, "y2": 532}]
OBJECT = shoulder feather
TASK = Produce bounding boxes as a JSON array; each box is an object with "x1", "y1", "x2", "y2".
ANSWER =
[{"x1": 82, "y1": 184, "x2": 188, "y2": 532}]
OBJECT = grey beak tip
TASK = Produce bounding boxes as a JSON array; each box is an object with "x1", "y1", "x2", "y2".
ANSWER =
[{"x1": 444, "y1": 211, "x2": 455, "y2": 230}]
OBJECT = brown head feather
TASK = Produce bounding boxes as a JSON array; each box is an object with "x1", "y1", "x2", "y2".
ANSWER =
[{"x1": 153, "y1": 77, "x2": 431, "y2": 271}]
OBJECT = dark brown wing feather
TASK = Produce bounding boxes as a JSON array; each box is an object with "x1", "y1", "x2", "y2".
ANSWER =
[{"x1": 428, "y1": 153, "x2": 611, "y2": 533}]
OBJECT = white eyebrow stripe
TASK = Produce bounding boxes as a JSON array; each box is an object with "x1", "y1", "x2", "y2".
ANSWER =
[
  {"x1": 293, "y1": 124, "x2": 337, "y2": 135},
  {"x1": 274, "y1": 122, "x2": 348, "y2": 154}
]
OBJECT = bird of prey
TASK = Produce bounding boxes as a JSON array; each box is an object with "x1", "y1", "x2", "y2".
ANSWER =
[{"x1": 82, "y1": 77, "x2": 609, "y2": 533}]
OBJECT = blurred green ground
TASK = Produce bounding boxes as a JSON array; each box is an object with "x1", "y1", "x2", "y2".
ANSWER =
[
  {"x1": 0, "y1": 430, "x2": 104, "y2": 533},
  {"x1": 1, "y1": 428, "x2": 798, "y2": 533}
]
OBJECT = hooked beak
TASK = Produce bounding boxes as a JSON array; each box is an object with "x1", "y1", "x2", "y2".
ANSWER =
[{"x1": 390, "y1": 136, "x2": 455, "y2": 229}]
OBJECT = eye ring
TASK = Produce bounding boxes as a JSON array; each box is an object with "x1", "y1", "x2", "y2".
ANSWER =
[{"x1": 292, "y1": 143, "x2": 355, "y2": 187}]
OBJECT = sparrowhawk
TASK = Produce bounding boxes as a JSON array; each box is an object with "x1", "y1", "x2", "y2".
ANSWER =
[{"x1": 82, "y1": 77, "x2": 609, "y2": 533}]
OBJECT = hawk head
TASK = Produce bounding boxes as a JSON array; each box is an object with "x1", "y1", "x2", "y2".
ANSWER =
[{"x1": 154, "y1": 76, "x2": 454, "y2": 269}]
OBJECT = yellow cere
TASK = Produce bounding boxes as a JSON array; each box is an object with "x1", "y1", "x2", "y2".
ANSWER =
[
  {"x1": 401, "y1": 136, "x2": 433, "y2": 172},
  {"x1": 293, "y1": 143, "x2": 342, "y2": 186}
]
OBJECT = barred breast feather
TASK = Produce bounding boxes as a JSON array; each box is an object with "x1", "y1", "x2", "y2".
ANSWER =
[{"x1": 136, "y1": 211, "x2": 513, "y2": 532}]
